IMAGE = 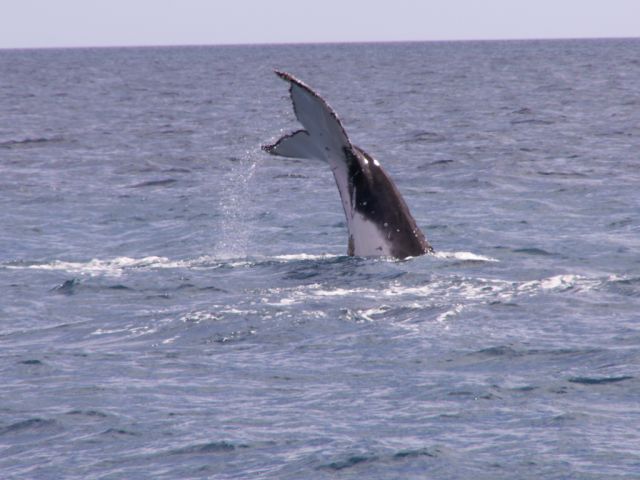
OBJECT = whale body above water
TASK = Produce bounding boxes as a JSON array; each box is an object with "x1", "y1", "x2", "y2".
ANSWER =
[{"x1": 263, "y1": 71, "x2": 433, "y2": 259}]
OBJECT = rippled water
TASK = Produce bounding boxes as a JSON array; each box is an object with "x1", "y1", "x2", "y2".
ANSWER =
[{"x1": 1, "y1": 40, "x2": 640, "y2": 479}]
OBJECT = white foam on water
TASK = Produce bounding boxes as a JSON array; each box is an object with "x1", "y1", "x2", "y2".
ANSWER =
[
  {"x1": 6, "y1": 256, "x2": 189, "y2": 277},
  {"x1": 433, "y1": 251, "x2": 500, "y2": 262},
  {"x1": 4, "y1": 253, "x2": 266, "y2": 277},
  {"x1": 517, "y1": 274, "x2": 603, "y2": 295},
  {"x1": 436, "y1": 304, "x2": 465, "y2": 323},
  {"x1": 311, "y1": 286, "x2": 375, "y2": 297},
  {"x1": 255, "y1": 270, "x2": 612, "y2": 330},
  {"x1": 357, "y1": 305, "x2": 391, "y2": 322},
  {"x1": 179, "y1": 311, "x2": 222, "y2": 324},
  {"x1": 269, "y1": 253, "x2": 341, "y2": 262}
]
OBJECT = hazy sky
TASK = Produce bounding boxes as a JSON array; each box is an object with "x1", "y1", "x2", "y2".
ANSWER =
[{"x1": 2, "y1": 0, "x2": 639, "y2": 49}]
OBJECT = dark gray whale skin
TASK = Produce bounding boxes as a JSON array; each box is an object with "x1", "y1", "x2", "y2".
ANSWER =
[{"x1": 341, "y1": 145, "x2": 432, "y2": 258}]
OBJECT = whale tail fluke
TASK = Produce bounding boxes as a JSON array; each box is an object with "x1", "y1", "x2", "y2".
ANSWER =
[
  {"x1": 262, "y1": 70, "x2": 352, "y2": 164},
  {"x1": 263, "y1": 71, "x2": 433, "y2": 259}
]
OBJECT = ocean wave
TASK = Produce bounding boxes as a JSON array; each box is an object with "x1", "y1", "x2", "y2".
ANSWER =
[
  {"x1": 433, "y1": 251, "x2": 500, "y2": 262},
  {"x1": 3, "y1": 255, "x2": 623, "y2": 323},
  {"x1": 269, "y1": 253, "x2": 342, "y2": 262},
  {"x1": 3, "y1": 250, "x2": 494, "y2": 276},
  {"x1": 254, "y1": 272, "x2": 617, "y2": 325},
  {"x1": 0, "y1": 136, "x2": 66, "y2": 148},
  {"x1": 5, "y1": 256, "x2": 189, "y2": 277}
]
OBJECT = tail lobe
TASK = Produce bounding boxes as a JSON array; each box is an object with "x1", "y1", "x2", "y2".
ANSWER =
[{"x1": 262, "y1": 129, "x2": 325, "y2": 161}]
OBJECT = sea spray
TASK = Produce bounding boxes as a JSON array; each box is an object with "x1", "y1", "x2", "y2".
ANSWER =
[{"x1": 214, "y1": 148, "x2": 262, "y2": 259}]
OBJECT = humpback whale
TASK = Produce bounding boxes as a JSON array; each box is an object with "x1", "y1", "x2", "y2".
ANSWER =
[{"x1": 263, "y1": 71, "x2": 433, "y2": 259}]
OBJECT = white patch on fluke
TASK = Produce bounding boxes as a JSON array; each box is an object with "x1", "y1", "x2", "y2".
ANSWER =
[{"x1": 349, "y1": 212, "x2": 393, "y2": 256}]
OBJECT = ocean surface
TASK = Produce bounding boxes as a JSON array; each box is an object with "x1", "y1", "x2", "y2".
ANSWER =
[{"x1": 1, "y1": 39, "x2": 639, "y2": 479}]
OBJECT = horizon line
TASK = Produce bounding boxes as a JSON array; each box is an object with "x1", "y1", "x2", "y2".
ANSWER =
[{"x1": 1, "y1": 35, "x2": 639, "y2": 52}]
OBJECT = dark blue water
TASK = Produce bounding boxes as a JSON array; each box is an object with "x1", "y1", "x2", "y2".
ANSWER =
[{"x1": 1, "y1": 40, "x2": 640, "y2": 479}]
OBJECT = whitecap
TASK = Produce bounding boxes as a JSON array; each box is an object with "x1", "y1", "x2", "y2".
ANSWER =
[
  {"x1": 436, "y1": 304, "x2": 465, "y2": 323},
  {"x1": 269, "y1": 253, "x2": 341, "y2": 262},
  {"x1": 6, "y1": 256, "x2": 187, "y2": 277},
  {"x1": 433, "y1": 251, "x2": 499, "y2": 262}
]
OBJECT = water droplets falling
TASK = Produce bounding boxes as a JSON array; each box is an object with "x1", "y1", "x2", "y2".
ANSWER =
[{"x1": 214, "y1": 149, "x2": 262, "y2": 259}]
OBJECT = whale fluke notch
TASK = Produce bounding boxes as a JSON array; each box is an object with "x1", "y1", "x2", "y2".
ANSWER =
[{"x1": 263, "y1": 71, "x2": 433, "y2": 259}]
